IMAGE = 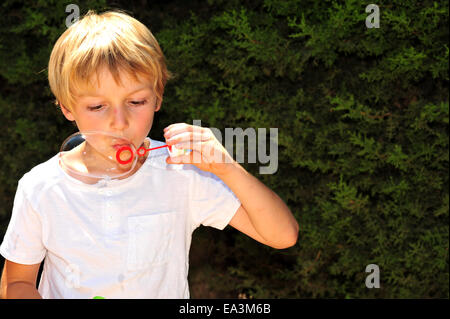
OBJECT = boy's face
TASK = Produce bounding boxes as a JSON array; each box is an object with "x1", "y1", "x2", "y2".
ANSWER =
[{"x1": 60, "y1": 67, "x2": 161, "y2": 152}]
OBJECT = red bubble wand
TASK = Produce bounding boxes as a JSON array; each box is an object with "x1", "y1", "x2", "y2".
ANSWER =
[{"x1": 116, "y1": 144, "x2": 173, "y2": 165}]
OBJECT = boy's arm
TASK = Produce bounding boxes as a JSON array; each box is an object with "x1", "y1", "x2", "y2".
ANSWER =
[
  {"x1": 217, "y1": 162, "x2": 299, "y2": 249},
  {"x1": 164, "y1": 123, "x2": 299, "y2": 249},
  {"x1": 1, "y1": 260, "x2": 42, "y2": 299}
]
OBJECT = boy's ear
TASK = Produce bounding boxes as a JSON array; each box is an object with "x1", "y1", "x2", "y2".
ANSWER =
[
  {"x1": 59, "y1": 102, "x2": 76, "y2": 121},
  {"x1": 155, "y1": 98, "x2": 162, "y2": 112}
]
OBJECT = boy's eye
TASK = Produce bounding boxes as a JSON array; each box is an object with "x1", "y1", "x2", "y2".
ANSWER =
[
  {"x1": 130, "y1": 100, "x2": 147, "y2": 106},
  {"x1": 88, "y1": 105, "x2": 103, "y2": 111},
  {"x1": 86, "y1": 100, "x2": 147, "y2": 111}
]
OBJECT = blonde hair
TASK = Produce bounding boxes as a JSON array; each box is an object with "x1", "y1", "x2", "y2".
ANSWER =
[{"x1": 48, "y1": 10, "x2": 171, "y2": 112}]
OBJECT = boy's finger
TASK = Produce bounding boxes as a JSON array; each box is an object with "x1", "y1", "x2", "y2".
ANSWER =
[
  {"x1": 165, "y1": 132, "x2": 210, "y2": 145},
  {"x1": 165, "y1": 152, "x2": 193, "y2": 164},
  {"x1": 164, "y1": 124, "x2": 206, "y2": 139},
  {"x1": 163, "y1": 123, "x2": 192, "y2": 135},
  {"x1": 170, "y1": 142, "x2": 226, "y2": 164},
  {"x1": 163, "y1": 122, "x2": 187, "y2": 132},
  {"x1": 171, "y1": 140, "x2": 210, "y2": 154}
]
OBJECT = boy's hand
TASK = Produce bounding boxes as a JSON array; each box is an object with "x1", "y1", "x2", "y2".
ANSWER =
[
  {"x1": 164, "y1": 123, "x2": 235, "y2": 176},
  {"x1": 164, "y1": 123, "x2": 299, "y2": 250}
]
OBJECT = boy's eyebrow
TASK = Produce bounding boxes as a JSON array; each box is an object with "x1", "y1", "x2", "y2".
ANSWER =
[{"x1": 78, "y1": 86, "x2": 151, "y2": 98}]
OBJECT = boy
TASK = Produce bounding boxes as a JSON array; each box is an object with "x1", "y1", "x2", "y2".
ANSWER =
[{"x1": 0, "y1": 10, "x2": 298, "y2": 299}]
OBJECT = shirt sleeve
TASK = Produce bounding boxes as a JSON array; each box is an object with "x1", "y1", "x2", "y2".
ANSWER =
[
  {"x1": 0, "y1": 178, "x2": 46, "y2": 265},
  {"x1": 188, "y1": 167, "x2": 241, "y2": 231}
]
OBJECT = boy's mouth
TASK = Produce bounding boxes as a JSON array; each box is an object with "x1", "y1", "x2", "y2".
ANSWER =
[
  {"x1": 112, "y1": 136, "x2": 132, "y2": 150},
  {"x1": 112, "y1": 143, "x2": 131, "y2": 151},
  {"x1": 111, "y1": 137, "x2": 131, "y2": 146}
]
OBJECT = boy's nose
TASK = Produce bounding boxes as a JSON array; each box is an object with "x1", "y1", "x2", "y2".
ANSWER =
[{"x1": 110, "y1": 107, "x2": 129, "y2": 130}]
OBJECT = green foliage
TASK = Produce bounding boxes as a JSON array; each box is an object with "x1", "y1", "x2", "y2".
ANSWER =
[
  {"x1": 0, "y1": 0, "x2": 108, "y2": 233},
  {"x1": 0, "y1": 0, "x2": 448, "y2": 298},
  {"x1": 155, "y1": 0, "x2": 449, "y2": 298}
]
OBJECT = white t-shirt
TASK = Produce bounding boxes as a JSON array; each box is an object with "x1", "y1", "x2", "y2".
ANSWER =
[{"x1": 0, "y1": 138, "x2": 241, "y2": 299}]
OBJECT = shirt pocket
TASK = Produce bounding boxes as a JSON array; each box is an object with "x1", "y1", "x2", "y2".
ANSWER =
[{"x1": 127, "y1": 212, "x2": 175, "y2": 271}]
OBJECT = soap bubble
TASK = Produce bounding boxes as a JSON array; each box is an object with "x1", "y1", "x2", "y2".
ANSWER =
[{"x1": 59, "y1": 131, "x2": 143, "y2": 182}]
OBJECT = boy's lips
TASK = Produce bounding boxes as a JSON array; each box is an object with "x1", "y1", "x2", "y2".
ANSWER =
[
  {"x1": 112, "y1": 138, "x2": 132, "y2": 151},
  {"x1": 112, "y1": 143, "x2": 131, "y2": 150},
  {"x1": 112, "y1": 137, "x2": 130, "y2": 144},
  {"x1": 112, "y1": 137, "x2": 131, "y2": 145}
]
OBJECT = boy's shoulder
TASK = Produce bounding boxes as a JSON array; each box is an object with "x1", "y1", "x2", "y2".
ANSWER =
[
  {"x1": 22, "y1": 153, "x2": 61, "y2": 181},
  {"x1": 17, "y1": 154, "x2": 62, "y2": 201}
]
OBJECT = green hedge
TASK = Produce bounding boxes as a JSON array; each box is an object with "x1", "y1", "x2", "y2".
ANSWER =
[{"x1": 0, "y1": 0, "x2": 448, "y2": 298}]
